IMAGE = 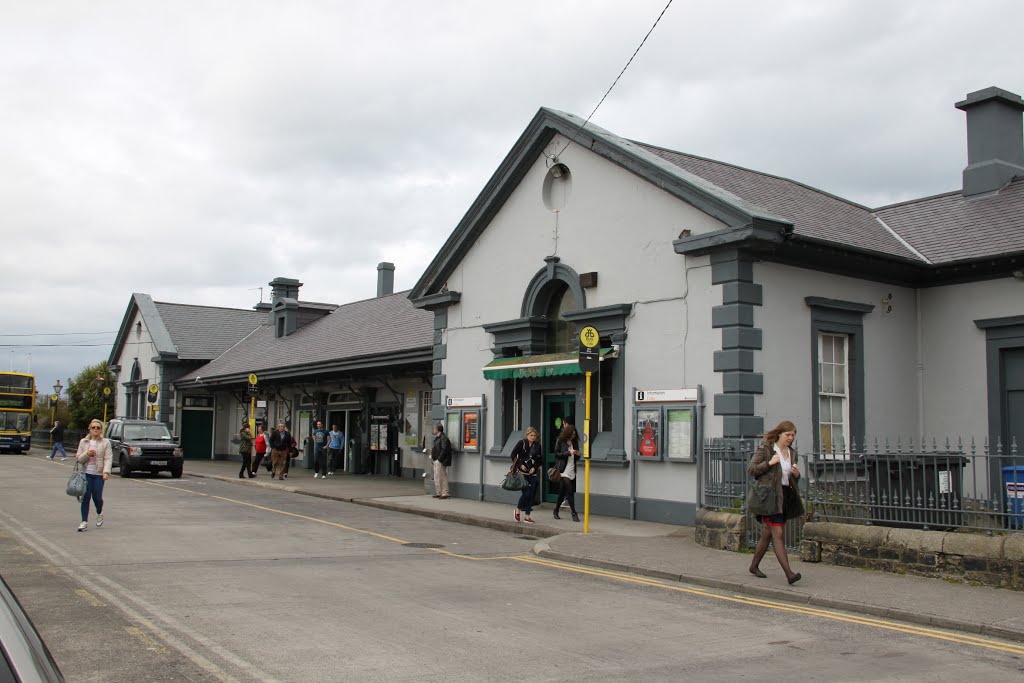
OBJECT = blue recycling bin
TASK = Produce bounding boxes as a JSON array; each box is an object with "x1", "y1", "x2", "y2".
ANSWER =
[{"x1": 1002, "y1": 466, "x2": 1024, "y2": 529}]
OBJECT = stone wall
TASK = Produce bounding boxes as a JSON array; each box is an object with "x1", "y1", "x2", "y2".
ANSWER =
[
  {"x1": 801, "y1": 522, "x2": 1024, "y2": 591},
  {"x1": 694, "y1": 508, "x2": 746, "y2": 552}
]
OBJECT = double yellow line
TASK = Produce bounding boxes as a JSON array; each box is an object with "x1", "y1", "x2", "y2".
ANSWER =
[{"x1": 146, "y1": 478, "x2": 1024, "y2": 656}]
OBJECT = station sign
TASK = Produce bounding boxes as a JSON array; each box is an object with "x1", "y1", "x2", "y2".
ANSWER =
[{"x1": 634, "y1": 388, "x2": 699, "y2": 403}]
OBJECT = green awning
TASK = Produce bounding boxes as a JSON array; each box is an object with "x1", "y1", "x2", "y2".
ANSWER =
[{"x1": 482, "y1": 348, "x2": 614, "y2": 380}]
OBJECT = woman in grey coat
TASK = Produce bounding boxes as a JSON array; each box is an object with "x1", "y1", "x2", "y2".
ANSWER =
[{"x1": 747, "y1": 420, "x2": 804, "y2": 584}]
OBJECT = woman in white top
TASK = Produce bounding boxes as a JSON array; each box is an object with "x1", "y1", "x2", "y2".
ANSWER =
[
  {"x1": 75, "y1": 419, "x2": 113, "y2": 532},
  {"x1": 553, "y1": 424, "x2": 581, "y2": 522},
  {"x1": 746, "y1": 420, "x2": 803, "y2": 584}
]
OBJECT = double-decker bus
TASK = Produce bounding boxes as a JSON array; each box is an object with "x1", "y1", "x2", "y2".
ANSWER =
[{"x1": 0, "y1": 372, "x2": 35, "y2": 453}]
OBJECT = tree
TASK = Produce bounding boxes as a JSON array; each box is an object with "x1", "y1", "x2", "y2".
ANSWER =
[{"x1": 65, "y1": 361, "x2": 115, "y2": 429}]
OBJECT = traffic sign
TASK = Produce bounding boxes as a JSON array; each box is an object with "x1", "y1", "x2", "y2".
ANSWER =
[
  {"x1": 578, "y1": 325, "x2": 600, "y2": 350},
  {"x1": 148, "y1": 383, "x2": 159, "y2": 394},
  {"x1": 578, "y1": 349, "x2": 600, "y2": 373},
  {"x1": 248, "y1": 373, "x2": 258, "y2": 386},
  {"x1": 102, "y1": 387, "x2": 112, "y2": 396},
  {"x1": 247, "y1": 385, "x2": 259, "y2": 395},
  {"x1": 49, "y1": 394, "x2": 58, "y2": 405}
]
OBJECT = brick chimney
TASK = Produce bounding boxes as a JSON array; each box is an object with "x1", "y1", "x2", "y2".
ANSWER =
[
  {"x1": 377, "y1": 262, "x2": 395, "y2": 297},
  {"x1": 955, "y1": 86, "x2": 1024, "y2": 196}
]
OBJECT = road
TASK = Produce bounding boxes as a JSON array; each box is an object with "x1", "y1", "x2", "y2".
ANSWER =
[{"x1": 2, "y1": 453, "x2": 1024, "y2": 682}]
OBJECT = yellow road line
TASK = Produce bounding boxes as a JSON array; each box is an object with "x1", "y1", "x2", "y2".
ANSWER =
[
  {"x1": 75, "y1": 588, "x2": 105, "y2": 607},
  {"x1": 140, "y1": 479, "x2": 1024, "y2": 656}
]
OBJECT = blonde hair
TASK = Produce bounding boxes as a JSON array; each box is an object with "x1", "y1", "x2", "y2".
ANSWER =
[
  {"x1": 525, "y1": 426, "x2": 539, "y2": 439},
  {"x1": 88, "y1": 419, "x2": 104, "y2": 431}
]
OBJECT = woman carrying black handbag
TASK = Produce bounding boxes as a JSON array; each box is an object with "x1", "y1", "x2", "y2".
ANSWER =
[
  {"x1": 510, "y1": 426, "x2": 542, "y2": 524},
  {"x1": 746, "y1": 419, "x2": 804, "y2": 584}
]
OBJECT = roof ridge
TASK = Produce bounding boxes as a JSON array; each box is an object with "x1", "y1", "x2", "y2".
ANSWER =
[
  {"x1": 633, "y1": 141, "x2": 876, "y2": 214},
  {"x1": 153, "y1": 301, "x2": 264, "y2": 314},
  {"x1": 873, "y1": 188, "x2": 962, "y2": 211}
]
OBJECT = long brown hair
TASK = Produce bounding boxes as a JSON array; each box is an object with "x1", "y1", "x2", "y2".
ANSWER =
[
  {"x1": 558, "y1": 424, "x2": 578, "y2": 442},
  {"x1": 762, "y1": 420, "x2": 796, "y2": 444}
]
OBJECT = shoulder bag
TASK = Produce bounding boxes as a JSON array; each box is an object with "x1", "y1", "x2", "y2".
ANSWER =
[
  {"x1": 745, "y1": 475, "x2": 777, "y2": 516},
  {"x1": 501, "y1": 470, "x2": 527, "y2": 491},
  {"x1": 547, "y1": 466, "x2": 561, "y2": 483},
  {"x1": 66, "y1": 464, "x2": 87, "y2": 500}
]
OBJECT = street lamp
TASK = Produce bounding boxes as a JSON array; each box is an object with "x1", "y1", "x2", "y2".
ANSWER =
[
  {"x1": 95, "y1": 373, "x2": 111, "y2": 424},
  {"x1": 49, "y1": 379, "x2": 62, "y2": 449}
]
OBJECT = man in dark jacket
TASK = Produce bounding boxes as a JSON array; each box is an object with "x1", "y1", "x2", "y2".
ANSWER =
[
  {"x1": 48, "y1": 420, "x2": 67, "y2": 460},
  {"x1": 430, "y1": 423, "x2": 453, "y2": 499},
  {"x1": 269, "y1": 422, "x2": 291, "y2": 480}
]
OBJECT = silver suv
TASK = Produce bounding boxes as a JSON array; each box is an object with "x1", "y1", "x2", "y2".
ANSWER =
[{"x1": 105, "y1": 418, "x2": 184, "y2": 478}]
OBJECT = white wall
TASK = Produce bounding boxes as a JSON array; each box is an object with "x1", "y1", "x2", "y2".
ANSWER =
[
  {"x1": 755, "y1": 263, "x2": 919, "y2": 445},
  {"x1": 920, "y1": 277, "x2": 1024, "y2": 440}
]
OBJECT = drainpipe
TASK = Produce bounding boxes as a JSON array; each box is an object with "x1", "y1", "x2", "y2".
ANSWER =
[
  {"x1": 629, "y1": 385, "x2": 637, "y2": 520},
  {"x1": 479, "y1": 395, "x2": 486, "y2": 501},
  {"x1": 916, "y1": 289, "x2": 925, "y2": 437}
]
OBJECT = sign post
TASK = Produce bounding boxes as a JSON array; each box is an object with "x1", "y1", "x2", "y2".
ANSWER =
[
  {"x1": 101, "y1": 386, "x2": 112, "y2": 423},
  {"x1": 247, "y1": 373, "x2": 259, "y2": 433},
  {"x1": 147, "y1": 383, "x2": 159, "y2": 420},
  {"x1": 577, "y1": 326, "x2": 600, "y2": 534}
]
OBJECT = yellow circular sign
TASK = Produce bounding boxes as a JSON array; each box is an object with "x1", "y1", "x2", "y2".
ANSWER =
[
  {"x1": 50, "y1": 394, "x2": 58, "y2": 402},
  {"x1": 102, "y1": 387, "x2": 112, "y2": 396},
  {"x1": 148, "y1": 384, "x2": 159, "y2": 394},
  {"x1": 248, "y1": 373, "x2": 258, "y2": 386},
  {"x1": 579, "y1": 325, "x2": 600, "y2": 349}
]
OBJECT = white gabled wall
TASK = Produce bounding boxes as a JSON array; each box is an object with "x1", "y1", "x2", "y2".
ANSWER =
[{"x1": 111, "y1": 308, "x2": 160, "y2": 419}]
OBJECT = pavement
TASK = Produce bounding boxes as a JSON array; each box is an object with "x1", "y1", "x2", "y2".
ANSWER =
[{"x1": 93, "y1": 455, "x2": 1024, "y2": 643}]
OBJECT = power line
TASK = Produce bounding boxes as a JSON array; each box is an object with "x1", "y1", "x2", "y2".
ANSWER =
[
  {"x1": 0, "y1": 332, "x2": 116, "y2": 337},
  {"x1": 554, "y1": 0, "x2": 675, "y2": 161},
  {"x1": 0, "y1": 343, "x2": 112, "y2": 348}
]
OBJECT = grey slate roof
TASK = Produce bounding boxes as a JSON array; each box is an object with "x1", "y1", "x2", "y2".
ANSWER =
[
  {"x1": 875, "y1": 178, "x2": 1024, "y2": 265},
  {"x1": 152, "y1": 302, "x2": 266, "y2": 360},
  {"x1": 177, "y1": 291, "x2": 433, "y2": 382},
  {"x1": 636, "y1": 144, "x2": 924, "y2": 262}
]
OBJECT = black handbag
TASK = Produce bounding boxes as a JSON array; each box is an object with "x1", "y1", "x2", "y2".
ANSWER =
[
  {"x1": 501, "y1": 470, "x2": 527, "y2": 491},
  {"x1": 746, "y1": 477, "x2": 777, "y2": 516}
]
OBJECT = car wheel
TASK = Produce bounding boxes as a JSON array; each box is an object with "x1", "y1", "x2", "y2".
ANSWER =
[
  {"x1": 119, "y1": 454, "x2": 132, "y2": 478},
  {"x1": 170, "y1": 465, "x2": 183, "y2": 479}
]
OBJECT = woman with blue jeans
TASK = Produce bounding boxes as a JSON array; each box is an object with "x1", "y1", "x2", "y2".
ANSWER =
[
  {"x1": 75, "y1": 419, "x2": 113, "y2": 532},
  {"x1": 510, "y1": 426, "x2": 542, "y2": 524}
]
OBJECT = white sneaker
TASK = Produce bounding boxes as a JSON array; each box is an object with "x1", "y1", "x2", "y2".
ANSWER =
[
  {"x1": 313, "y1": 473, "x2": 319, "y2": 479},
  {"x1": 96, "y1": 514, "x2": 103, "y2": 527},
  {"x1": 77, "y1": 522, "x2": 87, "y2": 532}
]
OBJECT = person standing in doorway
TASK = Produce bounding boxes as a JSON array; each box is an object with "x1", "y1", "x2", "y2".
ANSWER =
[
  {"x1": 553, "y1": 424, "x2": 580, "y2": 522},
  {"x1": 747, "y1": 420, "x2": 804, "y2": 585},
  {"x1": 251, "y1": 424, "x2": 267, "y2": 476},
  {"x1": 312, "y1": 420, "x2": 329, "y2": 479},
  {"x1": 48, "y1": 420, "x2": 68, "y2": 460},
  {"x1": 328, "y1": 423, "x2": 344, "y2": 475},
  {"x1": 269, "y1": 422, "x2": 291, "y2": 480},
  {"x1": 430, "y1": 423, "x2": 452, "y2": 499},
  {"x1": 238, "y1": 423, "x2": 254, "y2": 479},
  {"x1": 510, "y1": 426, "x2": 542, "y2": 523},
  {"x1": 75, "y1": 419, "x2": 112, "y2": 531}
]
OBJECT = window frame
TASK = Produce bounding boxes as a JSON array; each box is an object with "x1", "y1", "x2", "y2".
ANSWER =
[{"x1": 805, "y1": 297, "x2": 873, "y2": 454}]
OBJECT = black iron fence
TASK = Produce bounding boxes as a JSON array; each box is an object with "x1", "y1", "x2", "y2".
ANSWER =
[{"x1": 701, "y1": 436, "x2": 1024, "y2": 550}]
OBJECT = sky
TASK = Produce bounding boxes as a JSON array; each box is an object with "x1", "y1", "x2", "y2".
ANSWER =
[{"x1": 2, "y1": 0, "x2": 1022, "y2": 394}]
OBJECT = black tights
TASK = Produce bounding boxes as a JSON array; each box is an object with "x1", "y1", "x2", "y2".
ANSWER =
[
  {"x1": 239, "y1": 452, "x2": 252, "y2": 477},
  {"x1": 555, "y1": 478, "x2": 577, "y2": 513},
  {"x1": 750, "y1": 521, "x2": 796, "y2": 579}
]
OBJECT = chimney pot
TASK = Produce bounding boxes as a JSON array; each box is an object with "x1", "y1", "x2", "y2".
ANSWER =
[
  {"x1": 377, "y1": 262, "x2": 395, "y2": 297},
  {"x1": 955, "y1": 86, "x2": 1024, "y2": 196}
]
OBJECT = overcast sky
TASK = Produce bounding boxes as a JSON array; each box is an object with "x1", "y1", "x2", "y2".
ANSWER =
[{"x1": 3, "y1": 0, "x2": 1021, "y2": 394}]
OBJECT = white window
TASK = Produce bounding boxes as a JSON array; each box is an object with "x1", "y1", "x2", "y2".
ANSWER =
[{"x1": 818, "y1": 333, "x2": 850, "y2": 454}]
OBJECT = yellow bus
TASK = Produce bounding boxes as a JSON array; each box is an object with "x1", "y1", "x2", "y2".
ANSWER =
[{"x1": 0, "y1": 372, "x2": 35, "y2": 453}]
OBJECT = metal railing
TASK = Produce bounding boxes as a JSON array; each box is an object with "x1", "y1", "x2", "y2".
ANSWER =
[{"x1": 701, "y1": 436, "x2": 1024, "y2": 550}]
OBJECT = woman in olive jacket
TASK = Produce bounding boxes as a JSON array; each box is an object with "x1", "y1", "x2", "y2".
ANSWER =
[{"x1": 747, "y1": 420, "x2": 804, "y2": 584}]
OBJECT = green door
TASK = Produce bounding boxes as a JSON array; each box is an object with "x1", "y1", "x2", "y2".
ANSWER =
[
  {"x1": 180, "y1": 409, "x2": 213, "y2": 460},
  {"x1": 542, "y1": 395, "x2": 576, "y2": 503}
]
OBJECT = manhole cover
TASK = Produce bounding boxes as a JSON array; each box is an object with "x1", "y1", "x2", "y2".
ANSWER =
[{"x1": 402, "y1": 542, "x2": 445, "y2": 549}]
